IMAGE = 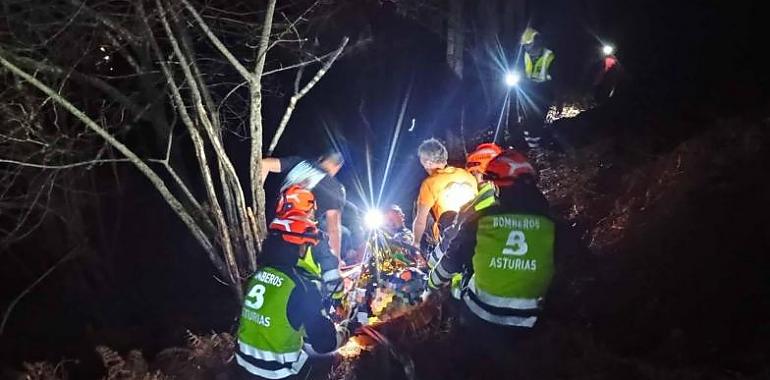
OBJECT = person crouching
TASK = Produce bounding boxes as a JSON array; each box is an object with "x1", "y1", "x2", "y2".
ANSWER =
[{"x1": 234, "y1": 206, "x2": 350, "y2": 379}]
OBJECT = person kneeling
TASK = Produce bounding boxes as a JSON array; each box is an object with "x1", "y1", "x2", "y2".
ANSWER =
[
  {"x1": 428, "y1": 150, "x2": 567, "y2": 374},
  {"x1": 235, "y1": 209, "x2": 350, "y2": 379}
]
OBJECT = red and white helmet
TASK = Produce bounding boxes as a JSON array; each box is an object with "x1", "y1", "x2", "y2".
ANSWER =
[
  {"x1": 465, "y1": 143, "x2": 503, "y2": 175},
  {"x1": 483, "y1": 149, "x2": 535, "y2": 187},
  {"x1": 275, "y1": 185, "x2": 316, "y2": 217},
  {"x1": 269, "y1": 210, "x2": 320, "y2": 245}
]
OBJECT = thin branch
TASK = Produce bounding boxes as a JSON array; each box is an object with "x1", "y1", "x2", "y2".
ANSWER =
[
  {"x1": 178, "y1": 0, "x2": 253, "y2": 81},
  {"x1": 4, "y1": 53, "x2": 145, "y2": 123},
  {"x1": 40, "y1": 0, "x2": 85, "y2": 47},
  {"x1": 261, "y1": 49, "x2": 337, "y2": 76},
  {"x1": 147, "y1": 122, "x2": 209, "y2": 227},
  {"x1": 267, "y1": 37, "x2": 348, "y2": 155},
  {"x1": 0, "y1": 158, "x2": 131, "y2": 169},
  {"x1": 0, "y1": 247, "x2": 78, "y2": 336},
  {"x1": 216, "y1": 79, "x2": 249, "y2": 115},
  {"x1": 154, "y1": 0, "x2": 251, "y2": 290},
  {"x1": 68, "y1": 0, "x2": 139, "y2": 47},
  {"x1": 0, "y1": 53, "x2": 223, "y2": 275},
  {"x1": 266, "y1": 2, "x2": 320, "y2": 51},
  {"x1": 159, "y1": 0, "x2": 258, "y2": 271},
  {"x1": 104, "y1": 31, "x2": 141, "y2": 73}
]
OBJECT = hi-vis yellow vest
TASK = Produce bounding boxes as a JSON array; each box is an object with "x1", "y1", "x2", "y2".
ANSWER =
[{"x1": 524, "y1": 49, "x2": 555, "y2": 83}]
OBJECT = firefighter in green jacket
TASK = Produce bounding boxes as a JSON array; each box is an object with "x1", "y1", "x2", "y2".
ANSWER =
[
  {"x1": 235, "y1": 192, "x2": 351, "y2": 379},
  {"x1": 429, "y1": 149, "x2": 562, "y2": 347},
  {"x1": 519, "y1": 27, "x2": 556, "y2": 150}
]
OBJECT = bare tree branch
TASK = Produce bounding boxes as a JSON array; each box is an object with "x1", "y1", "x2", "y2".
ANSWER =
[
  {"x1": 250, "y1": 0, "x2": 278, "y2": 240},
  {"x1": 267, "y1": 37, "x2": 348, "y2": 155},
  {"x1": 178, "y1": 0, "x2": 253, "y2": 82},
  {"x1": 0, "y1": 158, "x2": 131, "y2": 169},
  {"x1": 261, "y1": 49, "x2": 338, "y2": 76},
  {"x1": 0, "y1": 53, "x2": 226, "y2": 278},
  {"x1": 68, "y1": 0, "x2": 140, "y2": 47},
  {"x1": 158, "y1": 0, "x2": 255, "y2": 278},
  {"x1": 0, "y1": 246, "x2": 78, "y2": 336}
]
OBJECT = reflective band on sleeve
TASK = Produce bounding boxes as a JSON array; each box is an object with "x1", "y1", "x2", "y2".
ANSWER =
[
  {"x1": 429, "y1": 269, "x2": 450, "y2": 288},
  {"x1": 236, "y1": 351, "x2": 308, "y2": 379},
  {"x1": 463, "y1": 294, "x2": 537, "y2": 328},
  {"x1": 474, "y1": 196, "x2": 495, "y2": 211},
  {"x1": 435, "y1": 262, "x2": 453, "y2": 280},
  {"x1": 428, "y1": 245, "x2": 444, "y2": 268},
  {"x1": 467, "y1": 277, "x2": 540, "y2": 310},
  {"x1": 239, "y1": 341, "x2": 304, "y2": 364}
]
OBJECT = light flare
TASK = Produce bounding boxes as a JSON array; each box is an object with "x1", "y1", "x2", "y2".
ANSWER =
[
  {"x1": 504, "y1": 71, "x2": 521, "y2": 87},
  {"x1": 336, "y1": 336, "x2": 365, "y2": 358},
  {"x1": 364, "y1": 209, "x2": 384, "y2": 230}
]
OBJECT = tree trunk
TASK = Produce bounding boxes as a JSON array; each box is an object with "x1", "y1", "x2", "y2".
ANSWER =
[{"x1": 446, "y1": 0, "x2": 464, "y2": 79}]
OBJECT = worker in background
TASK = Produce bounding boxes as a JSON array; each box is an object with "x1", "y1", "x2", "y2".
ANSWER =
[
  {"x1": 519, "y1": 27, "x2": 556, "y2": 150},
  {"x1": 412, "y1": 138, "x2": 477, "y2": 250},
  {"x1": 592, "y1": 44, "x2": 621, "y2": 103},
  {"x1": 235, "y1": 194, "x2": 351, "y2": 379},
  {"x1": 429, "y1": 143, "x2": 503, "y2": 299},
  {"x1": 261, "y1": 152, "x2": 346, "y2": 286},
  {"x1": 429, "y1": 149, "x2": 564, "y2": 368}
]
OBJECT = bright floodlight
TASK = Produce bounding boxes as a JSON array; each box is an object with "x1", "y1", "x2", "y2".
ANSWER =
[
  {"x1": 504, "y1": 71, "x2": 521, "y2": 87},
  {"x1": 364, "y1": 209, "x2": 384, "y2": 230},
  {"x1": 602, "y1": 45, "x2": 615, "y2": 56}
]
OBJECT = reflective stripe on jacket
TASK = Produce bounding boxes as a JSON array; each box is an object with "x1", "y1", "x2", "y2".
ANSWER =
[
  {"x1": 237, "y1": 267, "x2": 306, "y2": 379},
  {"x1": 524, "y1": 49, "x2": 555, "y2": 83},
  {"x1": 465, "y1": 213, "x2": 554, "y2": 327}
]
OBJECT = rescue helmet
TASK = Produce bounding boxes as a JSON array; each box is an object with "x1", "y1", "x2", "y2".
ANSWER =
[
  {"x1": 269, "y1": 210, "x2": 320, "y2": 246},
  {"x1": 275, "y1": 185, "x2": 316, "y2": 217},
  {"x1": 521, "y1": 27, "x2": 540, "y2": 45},
  {"x1": 465, "y1": 143, "x2": 503, "y2": 174},
  {"x1": 483, "y1": 149, "x2": 536, "y2": 187}
]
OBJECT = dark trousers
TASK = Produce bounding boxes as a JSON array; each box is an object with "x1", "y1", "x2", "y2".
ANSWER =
[
  {"x1": 230, "y1": 356, "x2": 333, "y2": 380},
  {"x1": 448, "y1": 304, "x2": 553, "y2": 380},
  {"x1": 520, "y1": 81, "x2": 554, "y2": 149}
]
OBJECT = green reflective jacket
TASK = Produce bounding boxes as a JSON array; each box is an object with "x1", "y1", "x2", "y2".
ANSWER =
[
  {"x1": 237, "y1": 267, "x2": 307, "y2": 378},
  {"x1": 524, "y1": 49, "x2": 555, "y2": 83}
]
